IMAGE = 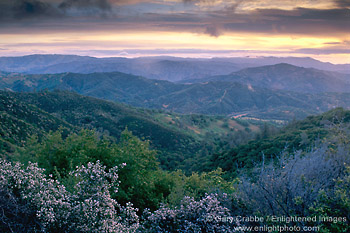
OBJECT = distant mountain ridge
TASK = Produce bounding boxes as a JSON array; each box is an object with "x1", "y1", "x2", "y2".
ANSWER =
[
  {"x1": 210, "y1": 56, "x2": 350, "y2": 74},
  {"x1": 185, "y1": 63, "x2": 350, "y2": 93},
  {"x1": 0, "y1": 55, "x2": 239, "y2": 81},
  {"x1": 0, "y1": 54, "x2": 349, "y2": 82},
  {"x1": 1, "y1": 70, "x2": 350, "y2": 120}
]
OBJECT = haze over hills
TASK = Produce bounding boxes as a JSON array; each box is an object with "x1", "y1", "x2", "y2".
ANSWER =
[
  {"x1": 0, "y1": 55, "x2": 239, "y2": 81},
  {"x1": 0, "y1": 55, "x2": 349, "y2": 82},
  {"x1": 1, "y1": 70, "x2": 350, "y2": 120},
  {"x1": 211, "y1": 57, "x2": 350, "y2": 74},
  {"x1": 1, "y1": 54, "x2": 350, "y2": 121},
  {"x1": 185, "y1": 63, "x2": 350, "y2": 93}
]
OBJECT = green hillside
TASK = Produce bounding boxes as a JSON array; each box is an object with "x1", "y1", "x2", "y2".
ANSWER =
[
  {"x1": 186, "y1": 63, "x2": 350, "y2": 93},
  {"x1": 2, "y1": 71, "x2": 350, "y2": 120},
  {"x1": 1, "y1": 89, "x2": 350, "y2": 233},
  {"x1": 0, "y1": 90, "x2": 258, "y2": 171},
  {"x1": 209, "y1": 107, "x2": 350, "y2": 176},
  {"x1": 0, "y1": 91, "x2": 75, "y2": 158}
]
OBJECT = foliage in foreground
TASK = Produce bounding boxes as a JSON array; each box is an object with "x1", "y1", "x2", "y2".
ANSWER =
[
  {"x1": 141, "y1": 139, "x2": 350, "y2": 232},
  {"x1": 236, "y1": 123, "x2": 350, "y2": 232},
  {"x1": 15, "y1": 128, "x2": 237, "y2": 214},
  {"x1": 1, "y1": 109, "x2": 350, "y2": 232},
  {"x1": 0, "y1": 160, "x2": 139, "y2": 232},
  {"x1": 16, "y1": 129, "x2": 166, "y2": 212},
  {"x1": 0, "y1": 159, "x2": 235, "y2": 232},
  {"x1": 140, "y1": 193, "x2": 235, "y2": 233}
]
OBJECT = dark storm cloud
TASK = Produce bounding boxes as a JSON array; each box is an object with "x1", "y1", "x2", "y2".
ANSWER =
[
  {"x1": 0, "y1": 0, "x2": 113, "y2": 20},
  {"x1": 0, "y1": 0, "x2": 349, "y2": 39},
  {"x1": 257, "y1": 7, "x2": 350, "y2": 34},
  {"x1": 204, "y1": 25, "x2": 221, "y2": 37},
  {"x1": 276, "y1": 8, "x2": 345, "y2": 32},
  {"x1": 12, "y1": 0, "x2": 60, "y2": 18},
  {"x1": 142, "y1": 6, "x2": 350, "y2": 37},
  {"x1": 0, "y1": 0, "x2": 60, "y2": 19},
  {"x1": 59, "y1": 0, "x2": 111, "y2": 11},
  {"x1": 199, "y1": 6, "x2": 350, "y2": 36},
  {"x1": 334, "y1": 0, "x2": 350, "y2": 8},
  {"x1": 121, "y1": 3, "x2": 349, "y2": 37},
  {"x1": 182, "y1": 0, "x2": 208, "y2": 3}
]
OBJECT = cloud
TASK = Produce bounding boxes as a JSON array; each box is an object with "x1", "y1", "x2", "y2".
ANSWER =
[
  {"x1": 59, "y1": 0, "x2": 111, "y2": 11},
  {"x1": 0, "y1": 0, "x2": 114, "y2": 20},
  {"x1": 211, "y1": 7, "x2": 350, "y2": 36},
  {"x1": 334, "y1": 0, "x2": 350, "y2": 8},
  {"x1": 0, "y1": 0, "x2": 349, "y2": 39},
  {"x1": 128, "y1": 3, "x2": 350, "y2": 37},
  {"x1": 204, "y1": 25, "x2": 221, "y2": 37},
  {"x1": 294, "y1": 48, "x2": 350, "y2": 55},
  {"x1": 13, "y1": 0, "x2": 54, "y2": 16},
  {"x1": 0, "y1": 0, "x2": 61, "y2": 19},
  {"x1": 182, "y1": 0, "x2": 210, "y2": 3},
  {"x1": 294, "y1": 40, "x2": 350, "y2": 55}
]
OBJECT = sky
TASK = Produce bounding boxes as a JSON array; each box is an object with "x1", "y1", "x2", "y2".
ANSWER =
[{"x1": 0, "y1": 0, "x2": 349, "y2": 64}]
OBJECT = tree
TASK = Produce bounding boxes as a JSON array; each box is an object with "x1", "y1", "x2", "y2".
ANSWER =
[
  {"x1": 16, "y1": 128, "x2": 172, "y2": 212},
  {"x1": 113, "y1": 129, "x2": 169, "y2": 211}
]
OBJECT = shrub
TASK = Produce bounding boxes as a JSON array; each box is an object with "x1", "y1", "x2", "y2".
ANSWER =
[
  {"x1": 238, "y1": 142, "x2": 350, "y2": 215},
  {"x1": 140, "y1": 193, "x2": 235, "y2": 232},
  {"x1": 0, "y1": 160, "x2": 139, "y2": 232},
  {"x1": 236, "y1": 140, "x2": 350, "y2": 232}
]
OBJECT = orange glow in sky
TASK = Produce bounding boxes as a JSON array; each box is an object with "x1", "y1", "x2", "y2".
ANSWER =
[{"x1": 0, "y1": 0, "x2": 349, "y2": 64}]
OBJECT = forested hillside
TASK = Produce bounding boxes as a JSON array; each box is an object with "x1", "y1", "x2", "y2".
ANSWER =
[
  {"x1": 187, "y1": 63, "x2": 350, "y2": 93},
  {"x1": 1, "y1": 71, "x2": 350, "y2": 120},
  {"x1": 209, "y1": 107, "x2": 350, "y2": 176},
  {"x1": 0, "y1": 92, "x2": 75, "y2": 158},
  {"x1": 1, "y1": 90, "x2": 350, "y2": 232},
  {"x1": 0, "y1": 90, "x2": 258, "y2": 171}
]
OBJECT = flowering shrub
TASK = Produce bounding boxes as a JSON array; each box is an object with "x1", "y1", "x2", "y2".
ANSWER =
[
  {"x1": 0, "y1": 160, "x2": 139, "y2": 232},
  {"x1": 0, "y1": 159, "x2": 71, "y2": 232},
  {"x1": 140, "y1": 193, "x2": 236, "y2": 232}
]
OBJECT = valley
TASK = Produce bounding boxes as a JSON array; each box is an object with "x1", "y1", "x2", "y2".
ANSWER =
[{"x1": 1, "y1": 60, "x2": 350, "y2": 121}]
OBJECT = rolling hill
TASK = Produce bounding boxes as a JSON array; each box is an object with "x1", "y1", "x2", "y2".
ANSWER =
[
  {"x1": 0, "y1": 55, "x2": 349, "y2": 82},
  {"x1": 0, "y1": 55, "x2": 240, "y2": 81},
  {"x1": 184, "y1": 63, "x2": 350, "y2": 93},
  {"x1": 0, "y1": 90, "x2": 258, "y2": 171},
  {"x1": 1, "y1": 71, "x2": 350, "y2": 120},
  {"x1": 208, "y1": 107, "x2": 350, "y2": 176}
]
